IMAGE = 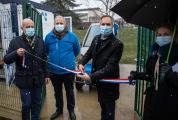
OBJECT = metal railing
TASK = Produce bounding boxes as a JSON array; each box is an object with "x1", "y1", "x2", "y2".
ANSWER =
[{"x1": 134, "y1": 27, "x2": 155, "y2": 119}]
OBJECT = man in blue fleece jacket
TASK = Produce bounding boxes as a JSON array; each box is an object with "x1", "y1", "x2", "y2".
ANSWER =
[{"x1": 45, "y1": 15, "x2": 80, "y2": 120}]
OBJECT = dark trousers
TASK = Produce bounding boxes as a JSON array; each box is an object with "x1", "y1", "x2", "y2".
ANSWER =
[
  {"x1": 20, "y1": 86, "x2": 42, "y2": 120},
  {"x1": 51, "y1": 73, "x2": 75, "y2": 112},
  {"x1": 99, "y1": 100, "x2": 116, "y2": 120}
]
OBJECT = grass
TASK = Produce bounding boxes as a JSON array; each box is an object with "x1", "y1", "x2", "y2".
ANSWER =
[
  {"x1": 73, "y1": 27, "x2": 137, "y2": 64},
  {"x1": 73, "y1": 28, "x2": 88, "y2": 43},
  {"x1": 119, "y1": 27, "x2": 137, "y2": 64}
]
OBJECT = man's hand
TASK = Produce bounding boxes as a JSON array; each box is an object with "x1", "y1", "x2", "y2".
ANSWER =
[
  {"x1": 17, "y1": 48, "x2": 25, "y2": 56},
  {"x1": 78, "y1": 64, "x2": 85, "y2": 73},
  {"x1": 77, "y1": 73, "x2": 91, "y2": 81},
  {"x1": 45, "y1": 77, "x2": 51, "y2": 84}
]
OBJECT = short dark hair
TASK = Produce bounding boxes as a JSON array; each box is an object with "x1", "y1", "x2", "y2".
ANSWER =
[
  {"x1": 100, "y1": 15, "x2": 114, "y2": 25},
  {"x1": 155, "y1": 23, "x2": 173, "y2": 34}
]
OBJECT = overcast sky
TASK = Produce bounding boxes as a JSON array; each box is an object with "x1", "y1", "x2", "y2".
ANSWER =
[{"x1": 31, "y1": 0, "x2": 103, "y2": 8}]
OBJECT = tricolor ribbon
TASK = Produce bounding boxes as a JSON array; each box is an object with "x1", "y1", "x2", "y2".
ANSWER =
[
  {"x1": 66, "y1": 70, "x2": 134, "y2": 84},
  {"x1": 100, "y1": 78, "x2": 130, "y2": 84},
  {"x1": 100, "y1": 78, "x2": 135, "y2": 84},
  {"x1": 24, "y1": 50, "x2": 134, "y2": 84},
  {"x1": 22, "y1": 54, "x2": 27, "y2": 68}
]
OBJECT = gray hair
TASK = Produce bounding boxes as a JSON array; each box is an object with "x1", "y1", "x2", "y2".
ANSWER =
[{"x1": 54, "y1": 15, "x2": 66, "y2": 25}]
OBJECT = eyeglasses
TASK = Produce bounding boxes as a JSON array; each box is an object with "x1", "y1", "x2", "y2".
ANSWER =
[{"x1": 101, "y1": 23, "x2": 112, "y2": 26}]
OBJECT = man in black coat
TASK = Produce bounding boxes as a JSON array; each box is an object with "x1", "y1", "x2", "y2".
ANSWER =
[
  {"x1": 77, "y1": 15, "x2": 123, "y2": 120},
  {"x1": 3, "y1": 18, "x2": 50, "y2": 120}
]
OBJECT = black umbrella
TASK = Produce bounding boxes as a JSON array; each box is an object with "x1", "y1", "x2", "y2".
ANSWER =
[{"x1": 111, "y1": 0, "x2": 178, "y2": 30}]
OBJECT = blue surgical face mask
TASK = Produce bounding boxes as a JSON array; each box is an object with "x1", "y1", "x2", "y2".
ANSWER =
[
  {"x1": 55, "y1": 24, "x2": 65, "y2": 33},
  {"x1": 100, "y1": 25, "x2": 113, "y2": 36},
  {"x1": 25, "y1": 28, "x2": 35, "y2": 37},
  {"x1": 155, "y1": 36, "x2": 172, "y2": 46}
]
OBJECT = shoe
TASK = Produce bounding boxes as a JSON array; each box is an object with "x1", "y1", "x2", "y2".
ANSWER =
[
  {"x1": 69, "y1": 111, "x2": 76, "y2": 120},
  {"x1": 50, "y1": 111, "x2": 63, "y2": 120}
]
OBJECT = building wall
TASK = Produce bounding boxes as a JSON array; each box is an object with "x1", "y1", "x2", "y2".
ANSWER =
[
  {"x1": 75, "y1": 11, "x2": 89, "y2": 22},
  {"x1": 88, "y1": 10, "x2": 102, "y2": 17},
  {"x1": 74, "y1": 9, "x2": 102, "y2": 23},
  {"x1": 37, "y1": 9, "x2": 54, "y2": 39},
  {"x1": 88, "y1": 10, "x2": 101, "y2": 23}
]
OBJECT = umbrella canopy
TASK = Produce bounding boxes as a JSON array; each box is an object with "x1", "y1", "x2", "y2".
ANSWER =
[{"x1": 111, "y1": 0, "x2": 178, "y2": 30}]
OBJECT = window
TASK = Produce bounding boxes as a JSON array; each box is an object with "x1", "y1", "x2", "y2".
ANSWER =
[{"x1": 84, "y1": 24, "x2": 100, "y2": 47}]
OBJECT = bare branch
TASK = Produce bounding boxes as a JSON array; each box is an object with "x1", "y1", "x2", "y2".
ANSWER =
[
  {"x1": 84, "y1": 0, "x2": 121, "y2": 17},
  {"x1": 96, "y1": 0, "x2": 107, "y2": 6}
]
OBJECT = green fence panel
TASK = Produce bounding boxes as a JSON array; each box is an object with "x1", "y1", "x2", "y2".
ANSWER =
[{"x1": 134, "y1": 27, "x2": 155, "y2": 119}]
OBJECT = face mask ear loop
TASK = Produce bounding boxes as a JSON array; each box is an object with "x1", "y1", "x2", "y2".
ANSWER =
[{"x1": 165, "y1": 18, "x2": 178, "y2": 63}]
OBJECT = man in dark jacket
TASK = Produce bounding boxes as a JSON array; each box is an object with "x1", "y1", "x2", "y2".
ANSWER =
[
  {"x1": 3, "y1": 18, "x2": 50, "y2": 120},
  {"x1": 77, "y1": 15, "x2": 123, "y2": 120}
]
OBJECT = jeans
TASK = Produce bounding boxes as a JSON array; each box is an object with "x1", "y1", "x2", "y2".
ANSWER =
[{"x1": 20, "y1": 86, "x2": 42, "y2": 120}]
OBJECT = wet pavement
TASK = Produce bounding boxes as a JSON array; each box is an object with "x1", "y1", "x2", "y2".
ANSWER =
[{"x1": 40, "y1": 64, "x2": 136, "y2": 120}]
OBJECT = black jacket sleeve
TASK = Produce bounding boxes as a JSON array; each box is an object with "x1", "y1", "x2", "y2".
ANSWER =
[
  {"x1": 4, "y1": 39, "x2": 18, "y2": 64},
  {"x1": 143, "y1": 54, "x2": 158, "y2": 82},
  {"x1": 90, "y1": 41, "x2": 123, "y2": 80},
  {"x1": 130, "y1": 71, "x2": 149, "y2": 80},
  {"x1": 165, "y1": 69, "x2": 178, "y2": 88}
]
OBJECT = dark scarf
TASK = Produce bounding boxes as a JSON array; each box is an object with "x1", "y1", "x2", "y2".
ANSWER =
[
  {"x1": 53, "y1": 27, "x2": 67, "y2": 40},
  {"x1": 21, "y1": 33, "x2": 35, "y2": 48},
  {"x1": 159, "y1": 42, "x2": 178, "y2": 65}
]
